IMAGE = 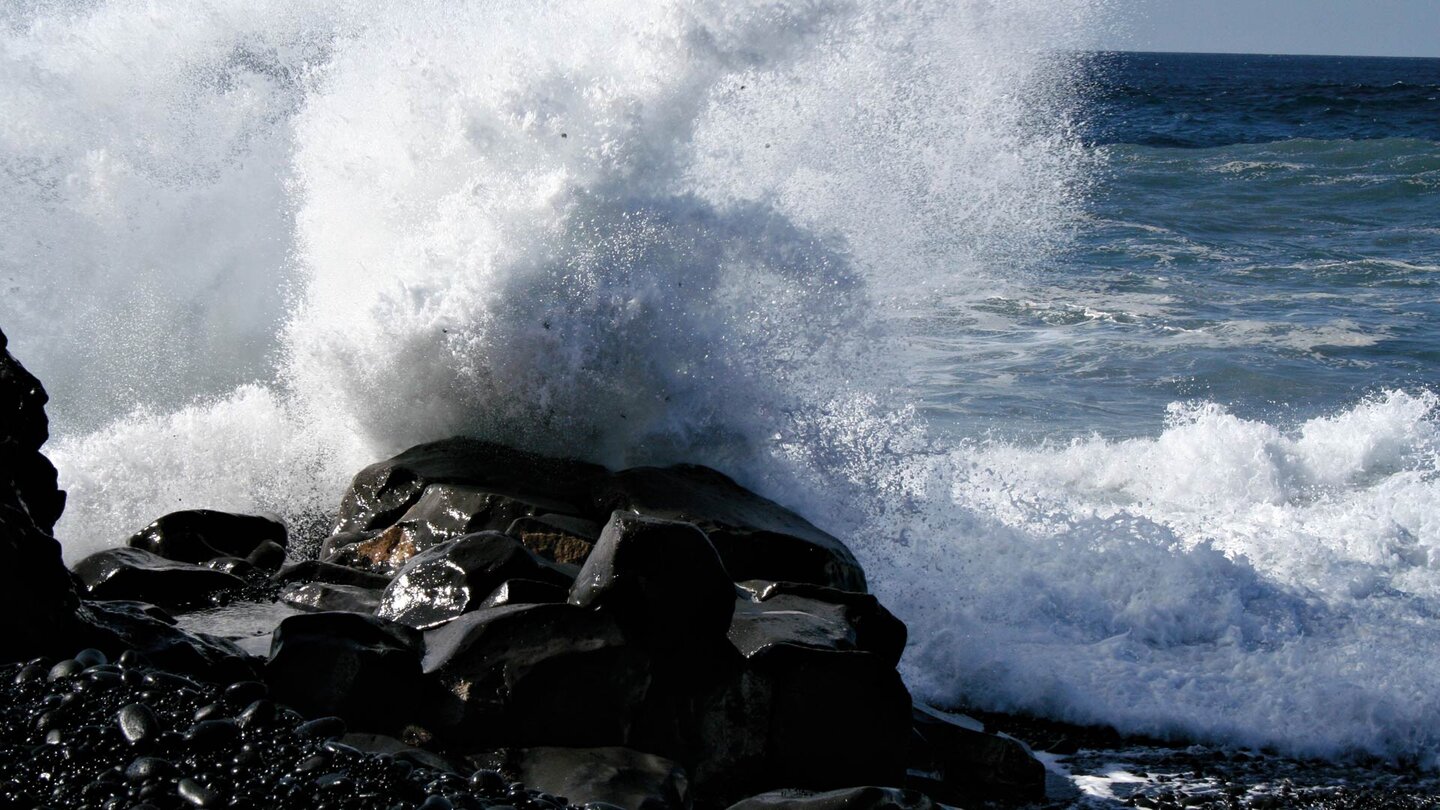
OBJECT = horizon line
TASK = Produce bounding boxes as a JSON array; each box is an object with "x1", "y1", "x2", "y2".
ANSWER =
[{"x1": 1083, "y1": 46, "x2": 1440, "y2": 60}]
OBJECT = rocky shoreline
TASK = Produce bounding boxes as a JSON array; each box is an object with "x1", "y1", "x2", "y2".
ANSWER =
[
  {"x1": 1, "y1": 326, "x2": 1043, "y2": 810},
  {"x1": 9, "y1": 327, "x2": 1440, "y2": 810}
]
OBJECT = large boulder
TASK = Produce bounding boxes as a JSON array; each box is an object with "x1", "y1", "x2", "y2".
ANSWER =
[
  {"x1": 265, "y1": 612, "x2": 427, "y2": 735},
  {"x1": 422, "y1": 603, "x2": 651, "y2": 751},
  {"x1": 280, "y1": 581, "x2": 383, "y2": 614},
  {"x1": 0, "y1": 327, "x2": 87, "y2": 661},
  {"x1": 477, "y1": 578, "x2": 571, "y2": 610},
  {"x1": 378, "y1": 532, "x2": 575, "y2": 629},
  {"x1": 693, "y1": 645, "x2": 912, "y2": 805},
  {"x1": 907, "y1": 704, "x2": 1046, "y2": 805},
  {"x1": 732, "y1": 581, "x2": 906, "y2": 666},
  {"x1": 569, "y1": 513, "x2": 736, "y2": 652},
  {"x1": 72, "y1": 547, "x2": 247, "y2": 609},
  {"x1": 507, "y1": 514, "x2": 599, "y2": 565},
  {"x1": 333, "y1": 437, "x2": 607, "y2": 535},
  {"x1": 81, "y1": 600, "x2": 254, "y2": 681},
  {"x1": 379, "y1": 483, "x2": 585, "y2": 556},
  {"x1": 126, "y1": 509, "x2": 287, "y2": 566},
  {"x1": 473, "y1": 746, "x2": 690, "y2": 810},
  {"x1": 594, "y1": 466, "x2": 865, "y2": 593},
  {"x1": 727, "y1": 787, "x2": 934, "y2": 810},
  {"x1": 272, "y1": 559, "x2": 393, "y2": 590}
]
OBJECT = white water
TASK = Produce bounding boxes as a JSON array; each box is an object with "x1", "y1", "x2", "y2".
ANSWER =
[{"x1": 7, "y1": 0, "x2": 1440, "y2": 766}]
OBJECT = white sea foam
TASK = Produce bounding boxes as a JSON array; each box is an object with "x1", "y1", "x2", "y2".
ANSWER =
[{"x1": 6, "y1": 0, "x2": 1440, "y2": 766}]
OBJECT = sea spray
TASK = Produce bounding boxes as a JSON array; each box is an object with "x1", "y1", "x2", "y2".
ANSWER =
[{"x1": 6, "y1": 0, "x2": 1094, "y2": 553}]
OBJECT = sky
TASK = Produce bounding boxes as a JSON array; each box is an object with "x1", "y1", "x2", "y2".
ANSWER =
[{"x1": 1107, "y1": 0, "x2": 1440, "y2": 58}]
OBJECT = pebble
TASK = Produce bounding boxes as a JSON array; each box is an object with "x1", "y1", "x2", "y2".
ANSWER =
[
  {"x1": 117, "y1": 703, "x2": 160, "y2": 744},
  {"x1": 178, "y1": 777, "x2": 221, "y2": 807},
  {"x1": 46, "y1": 659, "x2": 82, "y2": 681}
]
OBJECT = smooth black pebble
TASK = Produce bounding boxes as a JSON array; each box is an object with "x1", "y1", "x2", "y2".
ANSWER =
[{"x1": 118, "y1": 703, "x2": 160, "y2": 744}]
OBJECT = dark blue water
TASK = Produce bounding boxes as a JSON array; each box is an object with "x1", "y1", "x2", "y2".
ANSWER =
[
  {"x1": 918, "y1": 52, "x2": 1440, "y2": 441},
  {"x1": 1084, "y1": 52, "x2": 1440, "y2": 148}
]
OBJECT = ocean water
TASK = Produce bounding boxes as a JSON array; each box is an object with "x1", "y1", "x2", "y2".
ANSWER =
[{"x1": 4, "y1": 1, "x2": 1440, "y2": 766}]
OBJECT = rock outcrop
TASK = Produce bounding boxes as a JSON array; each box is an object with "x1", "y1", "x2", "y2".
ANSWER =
[
  {"x1": 1, "y1": 343, "x2": 1047, "y2": 810},
  {"x1": 0, "y1": 327, "x2": 86, "y2": 661}
]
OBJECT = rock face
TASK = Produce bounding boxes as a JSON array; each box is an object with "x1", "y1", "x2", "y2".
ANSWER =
[
  {"x1": 908, "y1": 704, "x2": 1047, "y2": 805},
  {"x1": 569, "y1": 513, "x2": 736, "y2": 651},
  {"x1": 726, "y1": 787, "x2": 935, "y2": 810},
  {"x1": 595, "y1": 466, "x2": 867, "y2": 593},
  {"x1": 378, "y1": 531, "x2": 575, "y2": 629},
  {"x1": 333, "y1": 438, "x2": 607, "y2": 536},
  {"x1": 73, "y1": 547, "x2": 248, "y2": 609},
  {"x1": 0, "y1": 328, "x2": 86, "y2": 661},
  {"x1": 474, "y1": 746, "x2": 690, "y2": 810},
  {"x1": 127, "y1": 509, "x2": 288, "y2": 566},
  {"x1": 266, "y1": 612, "x2": 427, "y2": 735},
  {"x1": 731, "y1": 581, "x2": 906, "y2": 666},
  {"x1": 281, "y1": 581, "x2": 384, "y2": 614},
  {"x1": 422, "y1": 603, "x2": 650, "y2": 749}
]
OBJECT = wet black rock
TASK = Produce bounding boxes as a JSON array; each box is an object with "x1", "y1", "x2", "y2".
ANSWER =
[
  {"x1": 384, "y1": 483, "x2": 589, "y2": 559},
  {"x1": 333, "y1": 437, "x2": 607, "y2": 536},
  {"x1": 81, "y1": 599, "x2": 252, "y2": 680},
  {"x1": 907, "y1": 703, "x2": 1046, "y2": 805},
  {"x1": 506, "y1": 515, "x2": 600, "y2": 565},
  {"x1": 126, "y1": 509, "x2": 288, "y2": 566},
  {"x1": 204, "y1": 556, "x2": 264, "y2": 578},
  {"x1": 595, "y1": 466, "x2": 866, "y2": 593},
  {"x1": 72, "y1": 547, "x2": 248, "y2": 609},
  {"x1": 692, "y1": 644, "x2": 912, "y2": 805},
  {"x1": 273, "y1": 559, "x2": 394, "y2": 590},
  {"x1": 266, "y1": 612, "x2": 426, "y2": 735},
  {"x1": 341, "y1": 731, "x2": 468, "y2": 773},
  {"x1": 423, "y1": 603, "x2": 649, "y2": 750},
  {"x1": 0, "y1": 327, "x2": 89, "y2": 662},
  {"x1": 569, "y1": 512, "x2": 736, "y2": 652},
  {"x1": 726, "y1": 786, "x2": 935, "y2": 810},
  {"x1": 281, "y1": 581, "x2": 384, "y2": 614},
  {"x1": 475, "y1": 746, "x2": 690, "y2": 810},
  {"x1": 379, "y1": 531, "x2": 576, "y2": 629},
  {"x1": 478, "y1": 578, "x2": 571, "y2": 610},
  {"x1": 118, "y1": 702, "x2": 161, "y2": 743},
  {"x1": 731, "y1": 581, "x2": 906, "y2": 666}
]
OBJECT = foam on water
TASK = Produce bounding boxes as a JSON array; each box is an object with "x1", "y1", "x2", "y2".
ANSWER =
[
  {"x1": 882, "y1": 390, "x2": 1440, "y2": 762},
  {"x1": 6, "y1": 0, "x2": 1440, "y2": 766}
]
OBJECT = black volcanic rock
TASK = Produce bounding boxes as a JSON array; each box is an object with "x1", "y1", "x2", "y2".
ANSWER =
[
  {"x1": 733, "y1": 581, "x2": 906, "y2": 666},
  {"x1": 594, "y1": 466, "x2": 866, "y2": 592},
  {"x1": 126, "y1": 509, "x2": 288, "y2": 566},
  {"x1": 476, "y1": 578, "x2": 570, "y2": 609},
  {"x1": 693, "y1": 644, "x2": 912, "y2": 804},
  {"x1": 81, "y1": 600, "x2": 252, "y2": 679},
  {"x1": 506, "y1": 514, "x2": 599, "y2": 565},
  {"x1": 726, "y1": 786, "x2": 935, "y2": 810},
  {"x1": 73, "y1": 547, "x2": 248, "y2": 609},
  {"x1": 422, "y1": 603, "x2": 650, "y2": 750},
  {"x1": 908, "y1": 704, "x2": 1046, "y2": 805},
  {"x1": 569, "y1": 512, "x2": 736, "y2": 652},
  {"x1": 273, "y1": 559, "x2": 393, "y2": 590},
  {"x1": 474, "y1": 746, "x2": 690, "y2": 810},
  {"x1": 378, "y1": 531, "x2": 576, "y2": 629},
  {"x1": 0, "y1": 328, "x2": 89, "y2": 661},
  {"x1": 0, "y1": 328, "x2": 65, "y2": 534},
  {"x1": 333, "y1": 437, "x2": 607, "y2": 535},
  {"x1": 265, "y1": 612, "x2": 426, "y2": 735},
  {"x1": 280, "y1": 581, "x2": 383, "y2": 614}
]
